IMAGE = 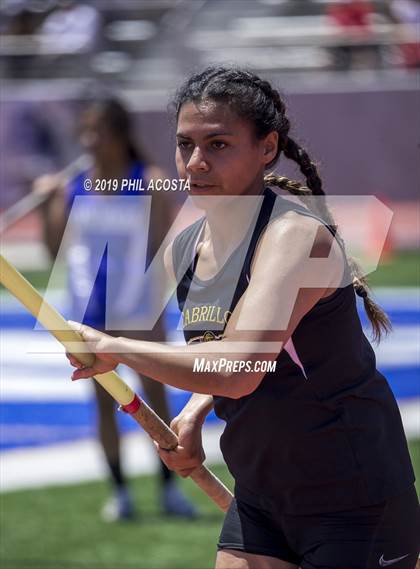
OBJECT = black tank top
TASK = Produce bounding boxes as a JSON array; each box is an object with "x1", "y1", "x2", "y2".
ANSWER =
[{"x1": 173, "y1": 188, "x2": 414, "y2": 514}]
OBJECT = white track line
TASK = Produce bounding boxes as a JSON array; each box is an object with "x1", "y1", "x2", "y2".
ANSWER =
[
  {"x1": 0, "y1": 422, "x2": 225, "y2": 493},
  {"x1": 0, "y1": 402, "x2": 417, "y2": 492}
]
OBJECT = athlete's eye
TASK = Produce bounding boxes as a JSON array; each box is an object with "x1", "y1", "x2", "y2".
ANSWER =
[
  {"x1": 211, "y1": 140, "x2": 227, "y2": 150},
  {"x1": 177, "y1": 140, "x2": 192, "y2": 150}
]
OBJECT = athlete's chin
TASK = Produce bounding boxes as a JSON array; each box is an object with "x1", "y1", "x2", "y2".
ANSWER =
[
  {"x1": 189, "y1": 184, "x2": 220, "y2": 195},
  {"x1": 189, "y1": 189, "x2": 232, "y2": 210}
]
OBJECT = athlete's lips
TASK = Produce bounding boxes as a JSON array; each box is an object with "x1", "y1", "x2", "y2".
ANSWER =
[
  {"x1": 190, "y1": 180, "x2": 216, "y2": 186},
  {"x1": 189, "y1": 180, "x2": 218, "y2": 191}
]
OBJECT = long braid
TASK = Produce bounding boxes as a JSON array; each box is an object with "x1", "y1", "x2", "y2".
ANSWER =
[
  {"x1": 263, "y1": 173, "x2": 311, "y2": 196},
  {"x1": 173, "y1": 65, "x2": 391, "y2": 342},
  {"x1": 251, "y1": 78, "x2": 337, "y2": 228},
  {"x1": 284, "y1": 138, "x2": 323, "y2": 193},
  {"x1": 283, "y1": 137, "x2": 337, "y2": 230}
]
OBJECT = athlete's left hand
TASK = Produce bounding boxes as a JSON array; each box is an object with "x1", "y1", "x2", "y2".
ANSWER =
[
  {"x1": 156, "y1": 413, "x2": 206, "y2": 478},
  {"x1": 66, "y1": 321, "x2": 119, "y2": 379}
]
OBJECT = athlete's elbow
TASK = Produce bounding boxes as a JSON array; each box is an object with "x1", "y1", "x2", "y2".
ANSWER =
[{"x1": 217, "y1": 371, "x2": 262, "y2": 399}]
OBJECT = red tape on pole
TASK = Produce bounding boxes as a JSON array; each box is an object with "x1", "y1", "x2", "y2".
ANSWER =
[{"x1": 119, "y1": 394, "x2": 141, "y2": 414}]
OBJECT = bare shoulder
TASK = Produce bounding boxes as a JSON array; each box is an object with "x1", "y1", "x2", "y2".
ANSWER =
[
  {"x1": 259, "y1": 209, "x2": 341, "y2": 258},
  {"x1": 264, "y1": 209, "x2": 331, "y2": 243},
  {"x1": 251, "y1": 209, "x2": 344, "y2": 290}
]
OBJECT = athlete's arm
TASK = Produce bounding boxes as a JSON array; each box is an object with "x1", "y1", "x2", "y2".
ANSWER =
[
  {"x1": 174, "y1": 392, "x2": 214, "y2": 425},
  {"x1": 33, "y1": 174, "x2": 67, "y2": 259},
  {"x1": 155, "y1": 391, "x2": 213, "y2": 477},
  {"x1": 69, "y1": 213, "x2": 344, "y2": 398}
]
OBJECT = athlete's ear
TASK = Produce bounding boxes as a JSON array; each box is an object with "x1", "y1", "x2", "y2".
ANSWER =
[{"x1": 262, "y1": 131, "x2": 278, "y2": 165}]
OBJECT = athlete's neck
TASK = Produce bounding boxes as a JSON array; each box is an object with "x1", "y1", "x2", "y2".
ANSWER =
[{"x1": 202, "y1": 190, "x2": 265, "y2": 268}]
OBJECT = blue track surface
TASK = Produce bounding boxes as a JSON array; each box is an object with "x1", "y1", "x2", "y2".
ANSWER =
[{"x1": 1, "y1": 296, "x2": 418, "y2": 452}]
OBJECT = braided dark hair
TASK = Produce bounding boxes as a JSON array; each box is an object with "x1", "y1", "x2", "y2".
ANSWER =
[{"x1": 173, "y1": 66, "x2": 391, "y2": 342}]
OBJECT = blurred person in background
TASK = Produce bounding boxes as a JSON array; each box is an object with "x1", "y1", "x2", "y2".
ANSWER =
[
  {"x1": 390, "y1": 0, "x2": 420, "y2": 67},
  {"x1": 327, "y1": 0, "x2": 383, "y2": 70},
  {"x1": 33, "y1": 98, "x2": 197, "y2": 522}
]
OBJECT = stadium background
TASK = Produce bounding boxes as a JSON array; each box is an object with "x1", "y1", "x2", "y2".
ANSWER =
[{"x1": 0, "y1": 1, "x2": 419, "y2": 568}]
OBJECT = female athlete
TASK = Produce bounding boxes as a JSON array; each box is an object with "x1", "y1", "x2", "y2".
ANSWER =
[{"x1": 67, "y1": 68, "x2": 419, "y2": 568}]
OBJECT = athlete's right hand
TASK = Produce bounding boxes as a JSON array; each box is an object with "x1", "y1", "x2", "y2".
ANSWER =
[
  {"x1": 66, "y1": 321, "x2": 120, "y2": 380},
  {"x1": 156, "y1": 414, "x2": 206, "y2": 478}
]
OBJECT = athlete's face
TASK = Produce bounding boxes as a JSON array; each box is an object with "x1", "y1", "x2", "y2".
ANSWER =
[
  {"x1": 175, "y1": 101, "x2": 278, "y2": 203},
  {"x1": 79, "y1": 110, "x2": 121, "y2": 161}
]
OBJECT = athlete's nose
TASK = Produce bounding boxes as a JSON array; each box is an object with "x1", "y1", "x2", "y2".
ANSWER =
[{"x1": 186, "y1": 146, "x2": 209, "y2": 173}]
